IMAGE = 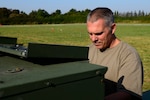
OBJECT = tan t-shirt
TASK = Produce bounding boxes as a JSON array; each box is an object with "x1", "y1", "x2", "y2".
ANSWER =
[{"x1": 88, "y1": 41, "x2": 143, "y2": 96}]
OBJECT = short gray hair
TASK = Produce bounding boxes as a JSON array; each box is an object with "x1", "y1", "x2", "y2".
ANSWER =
[{"x1": 87, "y1": 7, "x2": 114, "y2": 27}]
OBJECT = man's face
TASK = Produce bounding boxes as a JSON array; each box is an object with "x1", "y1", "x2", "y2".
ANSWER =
[{"x1": 87, "y1": 19, "x2": 115, "y2": 50}]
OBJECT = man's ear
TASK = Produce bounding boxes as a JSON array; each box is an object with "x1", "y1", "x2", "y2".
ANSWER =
[{"x1": 111, "y1": 23, "x2": 116, "y2": 34}]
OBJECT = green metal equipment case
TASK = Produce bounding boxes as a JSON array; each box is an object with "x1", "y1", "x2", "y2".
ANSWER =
[{"x1": 0, "y1": 37, "x2": 107, "y2": 100}]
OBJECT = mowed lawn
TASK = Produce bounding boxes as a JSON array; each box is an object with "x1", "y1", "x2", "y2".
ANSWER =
[{"x1": 0, "y1": 23, "x2": 150, "y2": 92}]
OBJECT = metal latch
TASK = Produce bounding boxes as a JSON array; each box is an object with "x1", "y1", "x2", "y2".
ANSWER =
[{"x1": 6, "y1": 67, "x2": 24, "y2": 73}]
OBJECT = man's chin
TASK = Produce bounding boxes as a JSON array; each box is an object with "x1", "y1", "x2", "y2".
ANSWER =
[
  {"x1": 95, "y1": 45, "x2": 102, "y2": 49},
  {"x1": 95, "y1": 45, "x2": 106, "y2": 51}
]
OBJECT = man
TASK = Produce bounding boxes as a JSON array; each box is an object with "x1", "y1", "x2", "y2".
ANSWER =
[{"x1": 87, "y1": 7, "x2": 143, "y2": 100}]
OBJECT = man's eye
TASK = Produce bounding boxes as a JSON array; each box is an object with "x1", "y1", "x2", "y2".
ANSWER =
[
  {"x1": 96, "y1": 32, "x2": 103, "y2": 35},
  {"x1": 89, "y1": 33, "x2": 93, "y2": 36}
]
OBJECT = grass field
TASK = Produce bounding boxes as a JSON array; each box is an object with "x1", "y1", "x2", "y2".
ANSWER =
[{"x1": 0, "y1": 23, "x2": 150, "y2": 92}]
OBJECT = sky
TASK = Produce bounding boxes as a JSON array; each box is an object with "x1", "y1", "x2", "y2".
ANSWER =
[{"x1": 1, "y1": 0, "x2": 150, "y2": 14}]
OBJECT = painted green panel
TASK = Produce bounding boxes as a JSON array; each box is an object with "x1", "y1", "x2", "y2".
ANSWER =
[{"x1": 0, "y1": 55, "x2": 107, "y2": 100}]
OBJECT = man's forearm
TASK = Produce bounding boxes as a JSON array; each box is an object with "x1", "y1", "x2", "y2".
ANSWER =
[{"x1": 104, "y1": 91, "x2": 132, "y2": 100}]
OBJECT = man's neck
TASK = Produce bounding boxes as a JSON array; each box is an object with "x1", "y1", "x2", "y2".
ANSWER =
[{"x1": 110, "y1": 38, "x2": 120, "y2": 48}]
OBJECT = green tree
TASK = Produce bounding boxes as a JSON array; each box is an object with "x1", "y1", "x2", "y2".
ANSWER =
[
  {"x1": 0, "y1": 8, "x2": 11, "y2": 18},
  {"x1": 37, "y1": 9, "x2": 49, "y2": 18}
]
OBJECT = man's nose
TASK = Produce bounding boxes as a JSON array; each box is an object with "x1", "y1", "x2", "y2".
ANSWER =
[{"x1": 91, "y1": 35, "x2": 98, "y2": 41}]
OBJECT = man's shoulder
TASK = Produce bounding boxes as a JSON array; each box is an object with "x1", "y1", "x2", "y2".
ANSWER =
[
  {"x1": 119, "y1": 41, "x2": 138, "y2": 53},
  {"x1": 88, "y1": 43, "x2": 97, "y2": 51}
]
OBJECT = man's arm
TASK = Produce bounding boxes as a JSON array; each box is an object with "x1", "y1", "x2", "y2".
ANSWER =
[{"x1": 104, "y1": 91, "x2": 142, "y2": 100}]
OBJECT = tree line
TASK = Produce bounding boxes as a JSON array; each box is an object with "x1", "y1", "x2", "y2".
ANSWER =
[{"x1": 0, "y1": 7, "x2": 150, "y2": 25}]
